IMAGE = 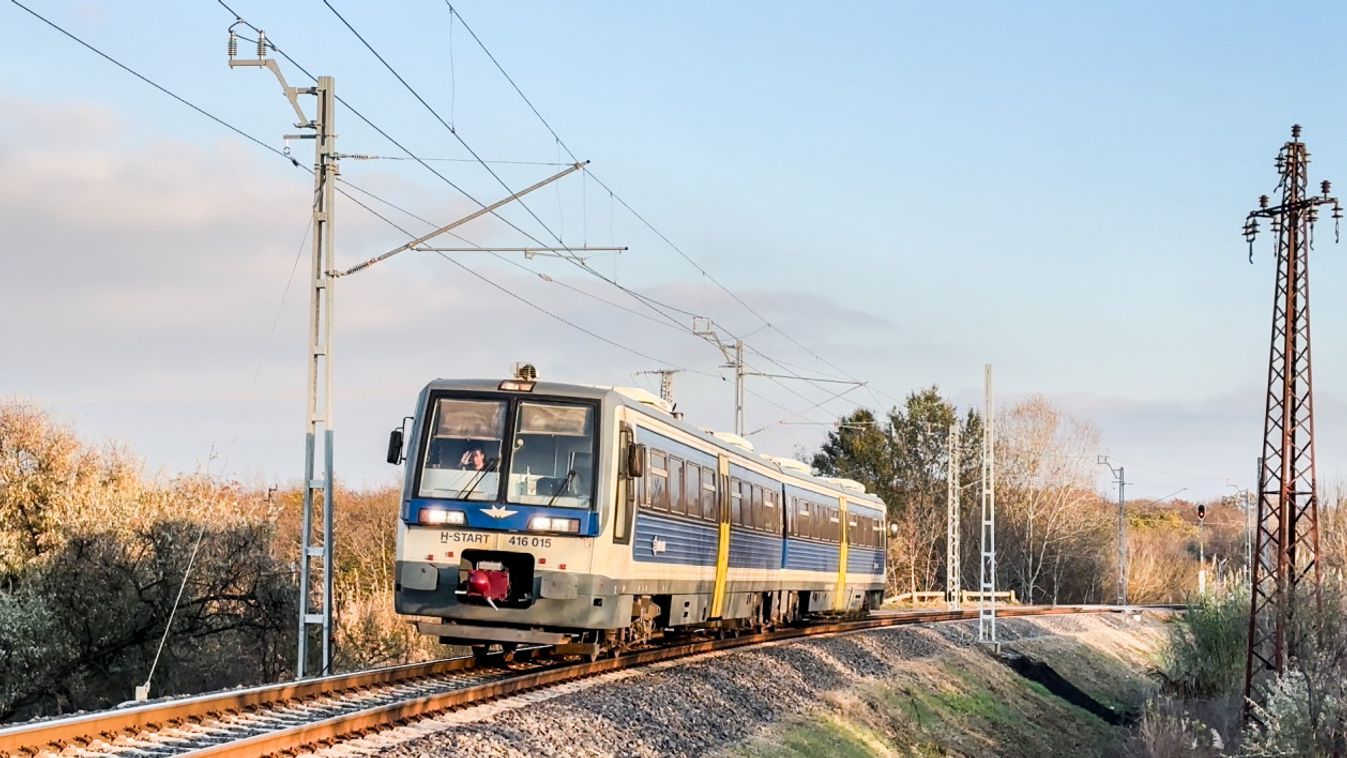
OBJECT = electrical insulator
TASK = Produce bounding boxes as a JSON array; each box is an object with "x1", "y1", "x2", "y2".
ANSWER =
[
  {"x1": 1323, "y1": 180, "x2": 1332, "y2": 197},
  {"x1": 228, "y1": 30, "x2": 238, "y2": 59},
  {"x1": 257, "y1": 30, "x2": 267, "y2": 59},
  {"x1": 1260, "y1": 194, "x2": 1269, "y2": 209}
]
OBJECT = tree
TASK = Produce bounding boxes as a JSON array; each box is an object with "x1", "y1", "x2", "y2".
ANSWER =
[
  {"x1": 813, "y1": 388, "x2": 981, "y2": 596},
  {"x1": 994, "y1": 396, "x2": 1110, "y2": 604}
]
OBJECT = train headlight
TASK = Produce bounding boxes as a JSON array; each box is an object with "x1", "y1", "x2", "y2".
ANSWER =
[
  {"x1": 419, "y1": 508, "x2": 467, "y2": 526},
  {"x1": 528, "y1": 516, "x2": 580, "y2": 533}
]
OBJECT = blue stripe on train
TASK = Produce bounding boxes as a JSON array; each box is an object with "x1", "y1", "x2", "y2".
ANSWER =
[
  {"x1": 846, "y1": 545, "x2": 884, "y2": 575},
  {"x1": 783, "y1": 537, "x2": 840, "y2": 572},
  {"x1": 632, "y1": 512, "x2": 718, "y2": 566},
  {"x1": 729, "y1": 528, "x2": 783, "y2": 569}
]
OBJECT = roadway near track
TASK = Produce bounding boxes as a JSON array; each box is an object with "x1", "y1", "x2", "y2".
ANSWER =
[{"x1": 0, "y1": 605, "x2": 1164, "y2": 757}]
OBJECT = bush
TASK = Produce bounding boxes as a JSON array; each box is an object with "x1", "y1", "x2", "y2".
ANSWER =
[
  {"x1": 0, "y1": 519, "x2": 296, "y2": 720},
  {"x1": 1159, "y1": 589, "x2": 1248, "y2": 700}
]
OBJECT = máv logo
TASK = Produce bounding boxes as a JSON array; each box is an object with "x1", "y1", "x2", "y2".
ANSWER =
[{"x1": 481, "y1": 505, "x2": 518, "y2": 519}]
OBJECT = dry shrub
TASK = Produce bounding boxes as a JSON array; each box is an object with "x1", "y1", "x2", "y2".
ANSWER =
[{"x1": 0, "y1": 401, "x2": 295, "y2": 720}]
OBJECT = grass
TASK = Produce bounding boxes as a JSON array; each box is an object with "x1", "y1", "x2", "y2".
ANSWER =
[{"x1": 728, "y1": 617, "x2": 1168, "y2": 758}]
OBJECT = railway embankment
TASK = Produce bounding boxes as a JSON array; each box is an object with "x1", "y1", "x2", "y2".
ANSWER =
[{"x1": 375, "y1": 611, "x2": 1170, "y2": 757}]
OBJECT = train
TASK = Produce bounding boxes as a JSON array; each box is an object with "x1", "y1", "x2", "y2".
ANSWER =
[{"x1": 386, "y1": 369, "x2": 892, "y2": 659}]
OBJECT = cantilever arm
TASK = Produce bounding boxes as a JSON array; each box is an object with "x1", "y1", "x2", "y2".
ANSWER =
[{"x1": 336, "y1": 161, "x2": 587, "y2": 277}]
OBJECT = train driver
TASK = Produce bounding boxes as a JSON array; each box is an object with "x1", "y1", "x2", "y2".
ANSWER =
[{"x1": 459, "y1": 443, "x2": 489, "y2": 471}]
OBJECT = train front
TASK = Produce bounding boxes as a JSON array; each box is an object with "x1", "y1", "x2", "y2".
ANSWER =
[{"x1": 392, "y1": 378, "x2": 619, "y2": 650}]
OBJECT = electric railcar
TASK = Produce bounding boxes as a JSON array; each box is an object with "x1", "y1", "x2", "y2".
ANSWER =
[{"x1": 387, "y1": 372, "x2": 890, "y2": 658}]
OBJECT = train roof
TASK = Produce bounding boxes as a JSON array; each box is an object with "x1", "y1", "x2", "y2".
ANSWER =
[{"x1": 419, "y1": 378, "x2": 886, "y2": 510}]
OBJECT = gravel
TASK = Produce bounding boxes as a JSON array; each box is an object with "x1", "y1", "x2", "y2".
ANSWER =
[{"x1": 375, "y1": 613, "x2": 1157, "y2": 758}]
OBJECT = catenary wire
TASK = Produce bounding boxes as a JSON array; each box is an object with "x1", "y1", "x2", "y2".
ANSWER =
[
  {"x1": 310, "y1": 0, "x2": 701, "y2": 339},
  {"x1": 440, "y1": 0, "x2": 902, "y2": 409},
  {"x1": 231, "y1": 0, "x2": 862, "y2": 420},
  {"x1": 15, "y1": 0, "x2": 713, "y2": 395}
]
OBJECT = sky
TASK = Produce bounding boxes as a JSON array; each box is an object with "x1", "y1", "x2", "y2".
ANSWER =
[{"x1": 4, "y1": 1, "x2": 1347, "y2": 501}]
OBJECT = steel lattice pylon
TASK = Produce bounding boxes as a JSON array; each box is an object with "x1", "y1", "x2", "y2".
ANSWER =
[{"x1": 1241, "y1": 125, "x2": 1340, "y2": 719}]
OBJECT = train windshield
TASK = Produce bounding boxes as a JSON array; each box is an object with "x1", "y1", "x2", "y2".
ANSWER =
[
  {"x1": 506, "y1": 402, "x2": 596, "y2": 508},
  {"x1": 417, "y1": 398, "x2": 507, "y2": 501}
]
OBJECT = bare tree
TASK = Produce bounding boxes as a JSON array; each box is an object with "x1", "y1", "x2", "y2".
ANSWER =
[{"x1": 995, "y1": 396, "x2": 1109, "y2": 604}]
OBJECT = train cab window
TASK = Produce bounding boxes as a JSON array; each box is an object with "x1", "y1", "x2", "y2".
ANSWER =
[
  {"x1": 648, "y1": 451, "x2": 668, "y2": 510},
  {"x1": 730, "y1": 478, "x2": 743, "y2": 524},
  {"x1": 417, "y1": 398, "x2": 506, "y2": 501},
  {"x1": 701, "y1": 467, "x2": 718, "y2": 521},
  {"x1": 506, "y1": 402, "x2": 597, "y2": 508},
  {"x1": 668, "y1": 457, "x2": 685, "y2": 515}
]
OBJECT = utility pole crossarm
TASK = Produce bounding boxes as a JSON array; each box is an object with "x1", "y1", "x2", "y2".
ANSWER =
[{"x1": 335, "y1": 161, "x2": 587, "y2": 278}]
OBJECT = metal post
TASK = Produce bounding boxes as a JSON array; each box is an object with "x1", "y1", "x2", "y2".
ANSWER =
[
  {"x1": 1241, "y1": 125, "x2": 1337, "y2": 720},
  {"x1": 1097, "y1": 456, "x2": 1127, "y2": 606},
  {"x1": 734, "y1": 340, "x2": 744, "y2": 436},
  {"x1": 1117, "y1": 466, "x2": 1127, "y2": 605},
  {"x1": 947, "y1": 422, "x2": 961, "y2": 610},
  {"x1": 228, "y1": 32, "x2": 339, "y2": 681},
  {"x1": 1248, "y1": 459, "x2": 1258, "y2": 587},
  {"x1": 297, "y1": 76, "x2": 338, "y2": 678},
  {"x1": 978, "y1": 364, "x2": 997, "y2": 645},
  {"x1": 1199, "y1": 519, "x2": 1206, "y2": 597}
]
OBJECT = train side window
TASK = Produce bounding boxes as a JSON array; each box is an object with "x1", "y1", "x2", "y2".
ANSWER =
[
  {"x1": 829, "y1": 507, "x2": 840, "y2": 542},
  {"x1": 684, "y1": 463, "x2": 699, "y2": 519},
  {"x1": 763, "y1": 489, "x2": 777, "y2": 534},
  {"x1": 730, "y1": 478, "x2": 743, "y2": 525},
  {"x1": 701, "y1": 466, "x2": 718, "y2": 521},
  {"x1": 751, "y1": 486, "x2": 764, "y2": 532},
  {"x1": 668, "y1": 457, "x2": 685, "y2": 515},
  {"x1": 648, "y1": 450, "x2": 668, "y2": 511}
]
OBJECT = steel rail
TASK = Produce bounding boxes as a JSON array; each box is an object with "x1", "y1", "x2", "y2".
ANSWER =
[
  {"x1": 0, "y1": 649, "x2": 530, "y2": 755},
  {"x1": 2, "y1": 605, "x2": 1166, "y2": 756}
]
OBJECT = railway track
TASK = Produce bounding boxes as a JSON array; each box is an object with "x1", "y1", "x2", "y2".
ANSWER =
[{"x1": 0, "y1": 605, "x2": 1161, "y2": 757}]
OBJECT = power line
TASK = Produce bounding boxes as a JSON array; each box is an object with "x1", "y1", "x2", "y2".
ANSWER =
[
  {"x1": 315, "y1": 0, "x2": 700, "y2": 339},
  {"x1": 15, "y1": 0, "x2": 708, "y2": 396},
  {"x1": 220, "y1": 3, "x2": 714, "y2": 351},
  {"x1": 440, "y1": 1, "x2": 901, "y2": 409},
  {"x1": 255, "y1": 0, "x2": 868, "y2": 424},
  {"x1": 29, "y1": 0, "x2": 855, "y2": 434}
]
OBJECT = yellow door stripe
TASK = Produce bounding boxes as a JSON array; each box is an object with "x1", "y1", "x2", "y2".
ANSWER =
[
  {"x1": 710, "y1": 455, "x2": 731, "y2": 618},
  {"x1": 834, "y1": 496, "x2": 849, "y2": 611}
]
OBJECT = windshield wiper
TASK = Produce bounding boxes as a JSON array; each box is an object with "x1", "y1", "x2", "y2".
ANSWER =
[
  {"x1": 545, "y1": 470, "x2": 576, "y2": 508},
  {"x1": 455, "y1": 457, "x2": 499, "y2": 500}
]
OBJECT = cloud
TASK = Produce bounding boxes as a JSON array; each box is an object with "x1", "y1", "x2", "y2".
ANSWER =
[{"x1": 1, "y1": 93, "x2": 932, "y2": 487}]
